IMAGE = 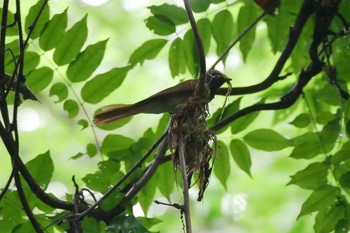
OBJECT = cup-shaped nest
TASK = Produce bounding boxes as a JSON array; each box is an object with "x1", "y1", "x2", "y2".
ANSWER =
[{"x1": 168, "y1": 95, "x2": 216, "y2": 201}]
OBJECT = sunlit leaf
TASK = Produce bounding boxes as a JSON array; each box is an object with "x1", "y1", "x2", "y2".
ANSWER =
[
  {"x1": 53, "y1": 15, "x2": 88, "y2": 66},
  {"x1": 26, "y1": 67, "x2": 53, "y2": 93},
  {"x1": 237, "y1": 3, "x2": 259, "y2": 61},
  {"x1": 289, "y1": 113, "x2": 311, "y2": 128},
  {"x1": 214, "y1": 141, "x2": 231, "y2": 189},
  {"x1": 243, "y1": 128, "x2": 292, "y2": 151},
  {"x1": 168, "y1": 38, "x2": 187, "y2": 77},
  {"x1": 139, "y1": 174, "x2": 157, "y2": 215},
  {"x1": 25, "y1": 151, "x2": 53, "y2": 190},
  {"x1": 298, "y1": 185, "x2": 339, "y2": 219},
  {"x1": 49, "y1": 82, "x2": 68, "y2": 103},
  {"x1": 145, "y1": 15, "x2": 176, "y2": 36},
  {"x1": 212, "y1": 10, "x2": 234, "y2": 62},
  {"x1": 290, "y1": 132, "x2": 321, "y2": 159},
  {"x1": 198, "y1": 18, "x2": 211, "y2": 54},
  {"x1": 183, "y1": 29, "x2": 199, "y2": 76},
  {"x1": 148, "y1": 4, "x2": 187, "y2": 25},
  {"x1": 288, "y1": 162, "x2": 328, "y2": 190},
  {"x1": 189, "y1": 0, "x2": 211, "y2": 12},
  {"x1": 23, "y1": 52, "x2": 41, "y2": 75},
  {"x1": 129, "y1": 39, "x2": 168, "y2": 66},
  {"x1": 63, "y1": 99, "x2": 79, "y2": 118},
  {"x1": 67, "y1": 39, "x2": 108, "y2": 83},
  {"x1": 230, "y1": 139, "x2": 251, "y2": 177},
  {"x1": 25, "y1": 1, "x2": 50, "y2": 38},
  {"x1": 320, "y1": 118, "x2": 341, "y2": 153},
  {"x1": 39, "y1": 9, "x2": 68, "y2": 51},
  {"x1": 81, "y1": 66, "x2": 130, "y2": 104}
]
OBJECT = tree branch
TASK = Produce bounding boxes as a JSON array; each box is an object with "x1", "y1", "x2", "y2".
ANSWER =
[
  {"x1": 215, "y1": 0, "x2": 315, "y2": 96},
  {"x1": 183, "y1": 0, "x2": 206, "y2": 91}
]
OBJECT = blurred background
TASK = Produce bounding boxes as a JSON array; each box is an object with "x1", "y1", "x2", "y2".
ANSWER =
[{"x1": 1, "y1": 0, "x2": 314, "y2": 232}]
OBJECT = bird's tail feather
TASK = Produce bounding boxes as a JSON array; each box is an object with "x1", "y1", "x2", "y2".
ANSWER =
[{"x1": 93, "y1": 104, "x2": 136, "y2": 126}]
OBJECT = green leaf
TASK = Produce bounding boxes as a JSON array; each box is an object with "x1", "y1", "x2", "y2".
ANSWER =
[
  {"x1": 26, "y1": 67, "x2": 54, "y2": 93},
  {"x1": 49, "y1": 82, "x2": 68, "y2": 103},
  {"x1": 264, "y1": 3, "x2": 293, "y2": 53},
  {"x1": 289, "y1": 113, "x2": 311, "y2": 128},
  {"x1": 53, "y1": 15, "x2": 88, "y2": 66},
  {"x1": 39, "y1": 9, "x2": 68, "y2": 51},
  {"x1": 81, "y1": 66, "x2": 130, "y2": 104},
  {"x1": 145, "y1": 15, "x2": 176, "y2": 36},
  {"x1": 148, "y1": 4, "x2": 188, "y2": 25},
  {"x1": 189, "y1": 0, "x2": 211, "y2": 12},
  {"x1": 231, "y1": 111, "x2": 259, "y2": 134},
  {"x1": 237, "y1": 3, "x2": 259, "y2": 61},
  {"x1": 212, "y1": 10, "x2": 234, "y2": 62},
  {"x1": 0, "y1": 9, "x2": 16, "y2": 36},
  {"x1": 316, "y1": 111, "x2": 336, "y2": 125},
  {"x1": 183, "y1": 29, "x2": 199, "y2": 76},
  {"x1": 107, "y1": 215, "x2": 149, "y2": 233},
  {"x1": 67, "y1": 39, "x2": 108, "y2": 83},
  {"x1": 129, "y1": 39, "x2": 168, "y2": 66},
  {"x1": 288, "y1": 162, "x2": 328, "y2": 190},
  {"x1": 157, "y1": 162, "x2": 174, "y2": 201},
  {"x1": 230, "y1": 139, "x2": 251, "y2": 177},
  {"x1": 81, "y1": 217, "x2": 101, "y2": 233},
  {"x1": 243, "y1": 129, "x2": 292, "y2": 151},
  {"x1": 290, "y1": 132, "x2": 321, "y2": 159},
  {"x1": 208, "y1": 97, "x2": 241, "y2": 133},
  {"x1": 63, "y1": 99, "x2": 79, "y2": 118},
  {"x1": 26, "y1": 151, "x2": 54, "y2": 190},
  {"x1": 83, "y1": 160, "x2": 123, "y2": 192},
  {"x1": 314, "y1": 205, "x2": 345, "y2": 233},
  {"x1": 198, "y1": 18, "x2": 211, "y2": 54},
  {"x1": 101, "y1": 134, "x2": 134, "y2": 154},
  {"x1": 315, "y1": 84, "x2": 341, "y2": 106},
  {"x1": 23, "y1": 52, "x2": 41, "y2": 75},
  {"x1": 168, "y1": 38, "x2": 187, "y2": 77},
  {"x1": 214, "y1": 141, "x2": 231, "y2": 189},
  {"x1": 25, "y1": 1, "x2": 50, "y2": 39},
  {"x1": 320, "y1": 119, "x2": 341, "y2": 153},
  {"x1": 71, "y1": 152, "x2": 83, "y2": 160},
  {"x1": 339, "y1": 171, "x2": 350, "y2": 188},
  {"x1": 298, "y1": 185, "x2": 339, "y2": 219},
  {"x1": 86, "y1": 143, "x2": 97, "y2": 157},
  {"x1": 139, "y1": 174, "x2": 157, "y2": 215},
  {"x1": 78, "y1": 119, "x2": 89, "y2": 130}
]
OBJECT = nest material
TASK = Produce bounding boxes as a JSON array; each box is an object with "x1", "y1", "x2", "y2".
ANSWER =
[{"x1": 168, "y1": 96, "x2": 216, "y2": 201}]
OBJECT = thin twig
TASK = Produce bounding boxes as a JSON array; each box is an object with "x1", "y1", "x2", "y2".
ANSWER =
[
  {"x1": 178, "y1": 140, "x2": 192, "y2": 233},
  {"x1": 183, "y1": 0, "x2": 206, "y2": 89}
]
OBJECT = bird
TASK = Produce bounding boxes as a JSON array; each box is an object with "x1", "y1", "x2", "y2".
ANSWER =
[{"x1": 93, "y1": 70, "x2": 231, "y2": 126}]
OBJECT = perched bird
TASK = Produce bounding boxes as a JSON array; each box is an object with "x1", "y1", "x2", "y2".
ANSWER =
[{"x1": 94, "y1": 70, "x2": 231, "y2": 126}]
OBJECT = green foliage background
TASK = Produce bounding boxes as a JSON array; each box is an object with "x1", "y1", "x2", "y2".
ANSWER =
[{"x1": 1, "y1": 0, "x2": 350, "y2": 232}]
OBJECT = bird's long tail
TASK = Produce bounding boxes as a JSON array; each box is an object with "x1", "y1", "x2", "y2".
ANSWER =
[{"x1": 93, "y1": 104, "x2": 137, "y2": 126}]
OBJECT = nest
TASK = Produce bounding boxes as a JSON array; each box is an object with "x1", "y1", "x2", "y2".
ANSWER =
[{"x1": 168, "y1": 96, "x2": 216, "y2": 201}]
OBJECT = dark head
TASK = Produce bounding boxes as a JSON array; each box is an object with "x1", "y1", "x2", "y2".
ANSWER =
[{"x1": 206, "y1": 70, "x2": 231, "y2": 93}]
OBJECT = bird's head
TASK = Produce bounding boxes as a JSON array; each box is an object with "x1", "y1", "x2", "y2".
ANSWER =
[{"x1": 206, "y1": 70, "x2": 231, "y2": 93}]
